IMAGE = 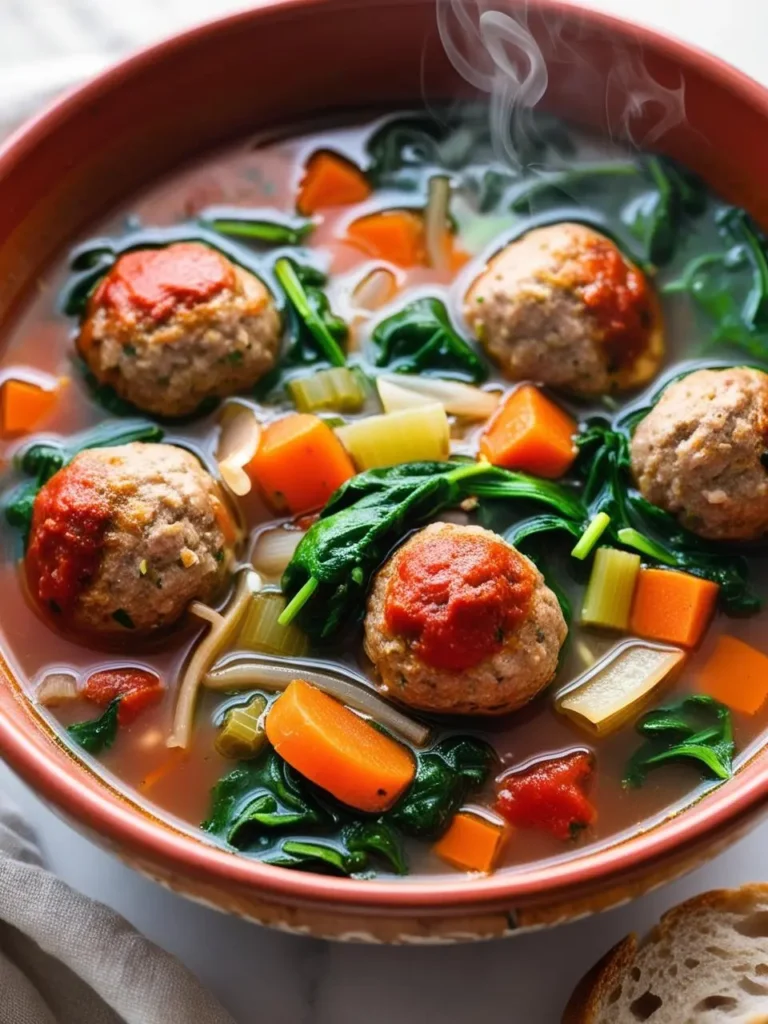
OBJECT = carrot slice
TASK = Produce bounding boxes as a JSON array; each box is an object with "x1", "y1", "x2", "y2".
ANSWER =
[
  {"x1": 0, "y1": 378, "x2": 57, "y2": 438},
  {"x1": 433, "y1": 812, "x2": 508, "y2": 873},
  {"x1": 297, "y1": 150, "x2": 371, "y2": 215},
  {"x1": 346, "y1": 210, "x2": 427, "y2": 268},
  {"x1": 265, "y1": 679, "x2": 416, "y2": 812},
  {"x1": 246, "y1": 413, "x2": 354, "y2": 515},
  {"x1": 479, "y1": 384, "x2": 577, "y2": 478},
  {"x1": 83, "y1": 668, "x2": 165, "y2": 726},
  {"x1": 697, "y1": 635, "x2": 768, "y2": 715},
  {"x1": 629, "y1": 568, "x2": 719, "y2": 648}
]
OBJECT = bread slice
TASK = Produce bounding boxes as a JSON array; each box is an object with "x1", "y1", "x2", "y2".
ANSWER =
[{"x1": 563, "y1": 885, "x2": 768, "y2": 1023}]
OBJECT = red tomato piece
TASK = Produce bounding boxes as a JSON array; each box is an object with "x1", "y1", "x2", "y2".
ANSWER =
[
  {"x1": 495, "y1": 751, "x2": 596, "y2": 841},
  {"x1": 83, "y1": 668, "x2": 164, "y2": 726}
]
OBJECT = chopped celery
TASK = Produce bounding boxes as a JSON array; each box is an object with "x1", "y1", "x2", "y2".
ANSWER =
[
  {"x1": 287, "y1": 367, "x2": 366, "y2": 414},
  {"x1": 616, "y1": 527, "x2": 677, "y2": 566},
  {"x1": 215, "y1": 694, "x2": 268, "y2": 759},
  {"x1": 556, "y1": 639, "x2": 686, "y2": 736},
  {"x1": 581, "y1": 547, "x2": 641, "y2": 630},
  {"x1": 238, "y1": 591, "x2": 309, "y2": 657},
  {"x1": 336, "y1": 404, "x2": 449, "y2": 470},
  {"x1": 571, "y1": 512, "x2": 611, "y2": 560}
]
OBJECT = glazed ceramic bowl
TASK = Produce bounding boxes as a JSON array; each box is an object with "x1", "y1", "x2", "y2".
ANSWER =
[{"x1": 2, "y1": 0, "x2": 768, "y2": 943}]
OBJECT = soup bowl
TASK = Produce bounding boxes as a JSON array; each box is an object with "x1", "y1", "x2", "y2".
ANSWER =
[{"x1": 1, "y1": 0, "x2": 768, "y2": 942}]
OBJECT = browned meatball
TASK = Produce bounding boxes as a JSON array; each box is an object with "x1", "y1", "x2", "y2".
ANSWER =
[
  {"x1": 363, "y1": 522, "x2": 567, "y2": 715},
  {"x1": 78, "y1": 242, "x2": 281, "y2": 417},
  {"x1": 463, "y1": 223, "x2": 663, "y2": 396},
  {"x1": 631, "y1": 367, "x2": 768, "y2": 541},
  {"x1": 26, "y1": 442, "x2": 236, "y2": 635}
]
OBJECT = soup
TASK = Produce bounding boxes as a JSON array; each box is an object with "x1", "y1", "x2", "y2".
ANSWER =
[{"x1": 1, "y1": 105, "x2": 767, "y2": 880}]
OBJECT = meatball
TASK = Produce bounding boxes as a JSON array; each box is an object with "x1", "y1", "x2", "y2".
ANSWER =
[
  {"x1": 78, "y1": 242, "x2": 281, "y2": 417},
  {"x1": 364, "y1": 522, "x2": 567, "y2": 715},
  {"x1": 631, "y1": 367, "x2": 768, "y2": 541},
  {"x1": 463, "y1": 223, "x2": 663, "y2": 396},
  {"x1": 26, "y1": 442, "x2": 235, "y2": 635}
]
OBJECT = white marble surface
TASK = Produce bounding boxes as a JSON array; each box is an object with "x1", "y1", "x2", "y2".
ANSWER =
[{"x1": 2, "y1": 2, "x2": 768, "y2": 1023}]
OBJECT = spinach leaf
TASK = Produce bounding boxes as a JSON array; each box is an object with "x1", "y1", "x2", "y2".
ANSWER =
[
  {"x1": 273, "y1": 257, "x2": 347, "y2": 369},
  {"x1": 371, "y1": 297, "x2": 488, "y2": 383},
  {"x1": 624, "y1": 695, "x2": 734, "y2": 788},
  {"x1": 388, "y1": 737, "x2": 496, "y2": 837},
  {"x1": 365, "y1": 115, "x2": 452, "y2": 189},
  {"x1": 573, "y1": 418, "x2": 759, "y2": 614},
  {"x1": 4, "y1": 420, "x2": 163, "y2": 541},
  {"x1": 67, "y1": 698, "x2": 121, "y2": 754},
  {"x1": 509, "y1": 161, "x2": 638, "y2": 212},
  {"x1": 281, "y1": 460, "x2": 584, "y2": 640},
  {"x1": 199, "y1": 208, "x2": 314, "y2": 246}
]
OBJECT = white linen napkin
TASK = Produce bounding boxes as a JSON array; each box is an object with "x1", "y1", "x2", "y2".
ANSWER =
[{"x1": 0, "y1": 794, "x2": 235, "y2": 1024}]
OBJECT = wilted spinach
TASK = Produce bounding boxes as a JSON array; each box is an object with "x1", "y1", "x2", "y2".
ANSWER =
[
  {"x1": 67, "y1": 698, "x2": 121, "y2": 755},
  {"x1": 371, "y1": 297, "x2": 487, "y2": 383},
  {"x1": 199, "y1": 207, "x2": 314, "y2": 246},
  {"x1": 624, "y1": 695, "x2": 734, "y2": 788},
  {"x1": 273, "y1": 257, "x2": 347, "y2": 368}
]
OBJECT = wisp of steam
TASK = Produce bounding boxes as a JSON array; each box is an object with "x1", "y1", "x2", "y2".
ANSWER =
[{"x1": 436, "y1": 0, "x2": 687, "y2": 169}]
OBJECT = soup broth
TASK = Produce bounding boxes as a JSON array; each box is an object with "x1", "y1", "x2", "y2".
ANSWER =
[{"x1": 2, "y1": 105, "x2": 767, "y2": 880}]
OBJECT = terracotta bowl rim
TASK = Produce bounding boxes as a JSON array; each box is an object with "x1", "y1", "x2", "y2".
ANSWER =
[{"x1": 2, "y1": 0, "x2": 768, "y2": 914}]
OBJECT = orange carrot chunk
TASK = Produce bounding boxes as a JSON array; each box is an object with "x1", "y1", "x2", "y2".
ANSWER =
[
  {"x1": 697, "y1": 635, "x2": 768, "y2": 715},
  {"x1": 346, "y1": 210, "x2": 427, "y2": 268},
  {"x1": 246, "y1": 413, "x2": 355, "y2": 515},
  {"x1": 265, "y1": 679, "x2": 416, "y2": 813},
  {"x1": 0, "y1": 378, "x2": 57, "y2": 438},
  {"x1": 630, "y1": 568, "x2": 719, "y2": 648},
  {"x1": 297, "y1": 150, "x2": 372, "y2": 216},
  {"x1": 479, "y1": 384, "x2": 577, "y2": 478},
  {"x1": 433, "y1": 812, "x2": 508, "y2": 873}
]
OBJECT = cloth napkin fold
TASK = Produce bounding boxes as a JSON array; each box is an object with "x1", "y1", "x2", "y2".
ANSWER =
[{"x1": 0, "y1": 793, "x2": 235, "y2": 1024}]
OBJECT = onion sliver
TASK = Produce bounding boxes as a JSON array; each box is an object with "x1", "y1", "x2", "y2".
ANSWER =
[
  {"x1": 555, "y1": 639, "x2": 686, "y2": 737},
  {"x1": 37, "y1": 671, "x2": 78, "y2": 707},
  {"x1": 252, "y1": 527, "x2": 305, "y2": 578},
  {"x1": 204, "y1": 655, "x2": 431, "y2": 747},
  {"x1": 378, "y1": 374, "x2": 499, "y2": 420},
  {"x1": 424, "y1": 174, "x2": 451, "y2": 271},
  {"x1": 216, "y1": 405, "x2": 261, "y2": 497},
  {"x1": 351, "y1": 267, "x2": 398, "y2": 312},
  {"x1": 168, "y1": 568, "x2": 263, "y2": 750}
]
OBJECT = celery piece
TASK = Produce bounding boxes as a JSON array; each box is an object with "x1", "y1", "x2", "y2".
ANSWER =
[
  {"x1": 571, "y1": 512, "x2": 611, "y2": 560},
  {"x1": 239, "y1": 591, "x2": 310, "y2": 656},
  {"x1": 616, "y1": 527, "x2": 677, "y2": 566},
  {"x1": 336, "y1": 404, "x2": 449, "y2": 470},
  {"x1": 288, "y1": 367, "x2": 366, "y2": 414},
  {"x1": 581, "y1": 547, "x2": 641, "y2": 630},
  {"x1": 215, "y1": 695, "x2": 268, "y2": 759}
]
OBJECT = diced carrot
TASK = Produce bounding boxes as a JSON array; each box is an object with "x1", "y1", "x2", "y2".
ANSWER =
[
  {"x1": 479, "y1": 384, "x2": 577, "y2": 478},
  {"x1": 433, "y1": 812, "x2": 508, "y2": 873},
  {"x1": 346, "y1": 210, "x2": 427, "y2": 268},
  {"x1": 697, "y1": 635, "x2": 768, "y2": 715},
  {"x1": 297, "y1": 150, "x2": 372, "y2": 215},
  {"x1": 630, "y1": 568, "x2": 719, "y2": 648},
  {"x1": 139, "y1": 751, "x2": 187, "y2": 792},
  {"x1": 246, "y1": 413, "x2": 355, "y2": 515},
  {"x1": 265, "y1": 679, "x2": 415, "y2": 813},
  {"x1": 211, "y1": 493, "x2": 239, "y2": 547},
  {"x1": 0, "y1": 378, "x2": 57, "y2": 438},
  {"x1": 83, "y1": 667, "x2": 165, "y2": 726}
]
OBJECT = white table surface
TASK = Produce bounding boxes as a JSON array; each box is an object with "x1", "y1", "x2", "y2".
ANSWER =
[{"x1": 2, "y1": 3, "x2": 768, "y2": 1022}]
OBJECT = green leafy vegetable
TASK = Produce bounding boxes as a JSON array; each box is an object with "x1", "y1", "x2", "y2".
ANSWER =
[
  {"x1": 509, "y1": 161, "x2": 638, "y2": 212},
  {"x1": 281, "y1": 459, "x2": 583, "y2": 640},
  {"x1": 273, "y1": 257, "x2": 347, "y2": 369},
  {"x1": 371, "y1": 297, "x2": 487, "y2": 383},
  {"x1": 199, "y1": 208, "x2": 314, "y2": 246},
  {"x1": 67, "y1": 698, "x2": 121, "y2": 754},
  {"x1": 4, "y1": 420, "x2": 164, "y2": 542},
  {"x1": 203, "y1": 736, "x2": 494, "y2": 877},
  {"x1": 624, "y1": 695, "x2": 735, "y2": 787}
]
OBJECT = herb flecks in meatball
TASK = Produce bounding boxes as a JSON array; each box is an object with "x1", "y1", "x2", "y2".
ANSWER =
[
  {"x1": 631, "y1": 366, "x2": 768, "y2": 541},
  {"x1": 78, "y1": 242, "x2": 281, "y2": 418},
  {"x1": 26, "y1": 442, "x2": 234, "y2": 635},
  {"x1": 364, "y1": 523, "x2": 567, "y2": 716},
  {"x1": 463, "y1": 223, "x2": 663, "y2": 396},
  {"x1": 383, "y1": 528, "x2": 535, "y2": 671}
]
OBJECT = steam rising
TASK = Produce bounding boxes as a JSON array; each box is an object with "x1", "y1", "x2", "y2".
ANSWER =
[{"x1": 436, "y1": 0, "x2": 687, "y2": 166}]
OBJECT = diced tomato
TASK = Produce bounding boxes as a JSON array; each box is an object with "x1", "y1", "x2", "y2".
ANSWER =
[
  {"x1": 83, "y1": 668, "x2": 164, "y2": 726},
  {"x1": 495, "y1": 751, "x2": 596, "y2": 841}
]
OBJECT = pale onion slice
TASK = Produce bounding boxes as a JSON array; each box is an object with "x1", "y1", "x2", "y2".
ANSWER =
[
  {"x1": 424, "y1": 174, "x2": 452, "y2": 270},
  {"x1": 555, "y1": 639, "x2": 686, "y2": 737},
  {"x1": 252, "y1": 527, "x2": 305, "y2": 578},
  {"x1": 204, "y1": 654, "x2": 431, "y2": 747},
  {"x1": 378, "y1": 374, "x2": 499, "y2": 420},
  {"x1": 351, "y1": 267, "x2": 398, "y2": 312},
  {"x1": 37, "y1": 672, "x2": 78, "y2": 707},
  {"x1": 216, "y1": 405, "x2": 262, "y2": 497},
  {"x1": 168, "y1": 568, "x2": 263, "y2": 750}
]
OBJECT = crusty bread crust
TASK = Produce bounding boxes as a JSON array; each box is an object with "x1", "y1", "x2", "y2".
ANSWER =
[{"x1": 562, "y1": 885, "x2": 768, "y2": 1023}]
